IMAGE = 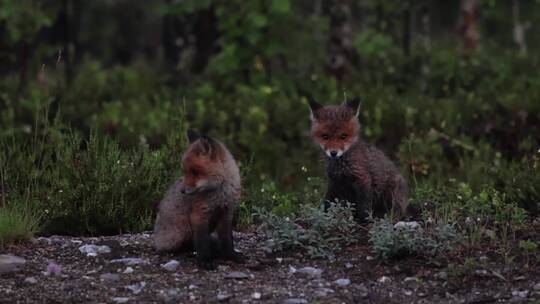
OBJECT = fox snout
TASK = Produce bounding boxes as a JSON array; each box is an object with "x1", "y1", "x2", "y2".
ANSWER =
[
  {"x1": 180, "y1": 183, "x2": 198, "y2": 195},
  {"x1": 326, "y1": 149, "x2": 344, "y2": 158}
]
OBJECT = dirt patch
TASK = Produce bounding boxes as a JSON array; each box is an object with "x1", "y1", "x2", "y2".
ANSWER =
[{"x1": 0, "y1": 231, "x2": 539, "y2": 303}]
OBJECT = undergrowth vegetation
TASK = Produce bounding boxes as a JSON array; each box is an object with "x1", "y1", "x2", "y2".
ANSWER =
[{"x1": 1, "y1": 1, "x2": 539, "y2": 267}]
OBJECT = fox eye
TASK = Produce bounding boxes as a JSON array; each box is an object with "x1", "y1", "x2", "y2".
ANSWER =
[
  {"x1": 191, "y1": 169, "x2": 199, "y2": 177},
  {"x1": 340, "y1": 133, "x2": 348, "y2": 140},
  {"x1": 322, "y1": 134, "x2": 329, "y2": 140}
]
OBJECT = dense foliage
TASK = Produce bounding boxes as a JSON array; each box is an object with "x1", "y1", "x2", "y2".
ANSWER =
[{"x1": 1, "y1": 1, "x2": 539, "y2": 263}]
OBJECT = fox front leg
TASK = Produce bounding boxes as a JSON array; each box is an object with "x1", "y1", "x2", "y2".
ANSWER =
[
  {"x1": 352, "y1": 183, "x2": 372, "y2": 223},
  {"x1": 215, "y1": 208, "x2": 244, "y2": 263},
  {"x1": 190, "y1": 203, "x2": 216, "y2": 270}
]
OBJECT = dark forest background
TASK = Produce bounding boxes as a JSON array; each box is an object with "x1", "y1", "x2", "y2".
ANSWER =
[{"x1": 1, "y1": 0, "x2": 539, "y2": 239}]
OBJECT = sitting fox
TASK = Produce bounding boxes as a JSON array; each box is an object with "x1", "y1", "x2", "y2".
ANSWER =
[
  {"x1": 307, "y1": 97, "x2": 409, "y2": 222},
  {"x1": 153, "y1": 130, "x2": 242, "y2": 270}
]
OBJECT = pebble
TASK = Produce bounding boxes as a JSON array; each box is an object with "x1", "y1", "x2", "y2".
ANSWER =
[
  {"x1": 100, "y1": 273, "x2": 120, "y2": 282},
  {"x1": 366, "y1": 256, "x2": 374, "y2": 261},
  {"x1": 161, "y1": 260, "x2": 180, "y2": 272},
  {"x1": 126, "y1": 281, "x2": 146, "y2": 294},
  {"x1": 394, "y1": 221, "x2": 421, "y2": 230},
  {"x1": 112, "y1": 297, "x2": 130, "y2": 303},
  {"x1": 314, "y1": 288, "x2": 334, "y2": 297},
  {"x1": 474, "y1": 269, "x2": 489, "y2": 277},
  {"x1": 378, "y1": 276, "x2": 392, "y2": 283},
  {"x1": 334, "y1": 278, "x2": 351, "y2": 286},
  {"x1": 110, "y1": 258, "x2": 149, "y2": 265},
  {"x1": 294, "y1": 267, "x2": 323, "y2": 278},
  {"x1": 435, "y1": 271, "x2": 448, "y2": 280},
  {"x1": 46, "y1": 261, "x2": 62, "y2": 276},
  {"x1": 0, "y1": 254, "x2": 26, "y2": 274},
  {"x1": 78, "y1": 244, "x2": 111, "y2": 256},
  {"x1": 217, "y1": 292, "x2": 232, "y2": 302},
  {"x1": 533, "y1": 282, "x2": 540, "y2": 291},
  {"x1": 404, "y1": 289, "x2": 413, "y2": 296},
  {"x1": 511, "y1": 290, "x2": 529, "y2": 298},
  {"x1": 345, "y1": 262, "x2": 354, "y2": 269},
  {"x1": 252, "y1": 292, "x2": 262, "y2": 299},
  {"x1": 404, "y1": 276, "x2": 417, "y2": 283},
  {"x1": 123, "y1": 267, "x2": 134, "y2": 274},
  {"x1": 24, "y1": 277, "x2": 38, "y2": 284},
  {"x1": 159, "y1": 288, "x2": 182, "y2": 302},
  {"x1": 224, "y1": 271, "x2": 249, "y2": 279},
  {"x1": 283, "y1": 298, "x2": 308, "y2": 304}
]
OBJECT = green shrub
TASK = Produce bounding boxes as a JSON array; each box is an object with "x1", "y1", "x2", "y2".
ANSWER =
[
  {"x1": 369, "y1": 218, "x2": 458, "y2": 260},
  {"x1": 1, "y1": 119, "x2": 184, "y2": 235},
  {"x1": 256, "y1": 202, "x2": 359, "y2": 259},
  {"x1": 0, "y1": 203, "x2": 41, "y2": 246}
]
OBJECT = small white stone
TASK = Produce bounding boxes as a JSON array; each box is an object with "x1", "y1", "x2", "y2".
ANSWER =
[
  {"x1": 366, "y1": 256, "x2": 374, "y2": 261},
  {"x1": 295, "y1": 267, "x2": 323, "y2": 278},
  {"x1": 24, "y1": 277, "x2": 37, "y2": 284},
  {"x1": 252, "y1": 292, "x2": 262, "y2": 299},
  {"x1": 188, "y1": 284, "x2": 197, "y2": 290},
  {"x1": 110, "y1": 258, "x2": 149, "y2": 265},
  {"x1": 394, "y1": 221, "x2": 421, "y2": 230},
  {"x1": 78, "y1": 244, "x2": 111, "y2": 256},
  {"x1": 534, "y1": 282, "x2": 540, "y2": 291},
  {"x1": 334, "y1": 278, "x2": 351, "y2": 286},
  {"x1": 378, "y1": 276, "x2": 391, "y2": 283},
  {"x1": 224, "y1": 271, "x2": 249, "y2": 279},
  {"x1": 345, "y1": 263, "x2": 354, "y2": 269},
  {"x1": 125, "y1": 282, "x2": 146, "y2": 294},
  {"x1": 123, "y1": 267, "x2": 134, "y2": 274},
  {"x1": 112, "y1": 297, "x2": 129, "y2": 303},
  {"x1": 217, "y1": 292, "x2": 232, "y2": 302},
  {"x1": 161, "y1": 260, "x2": 179, "y2": 272},
  {"x1": 511, "y1": 290, "x2": 529, "y2": 298}
]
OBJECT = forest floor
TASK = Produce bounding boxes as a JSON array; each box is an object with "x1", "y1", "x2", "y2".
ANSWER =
[{"x1": 1, "y1": 230, "x2": 539, "y2": 304}]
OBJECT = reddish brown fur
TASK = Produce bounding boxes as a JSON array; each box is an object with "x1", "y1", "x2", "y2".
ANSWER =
[
  {"x1": 153, "y1": 131, "x2": 242, "y2": 270},
  {"x1": 308, "y1": 98, "x2": 409, "y2": 222}
]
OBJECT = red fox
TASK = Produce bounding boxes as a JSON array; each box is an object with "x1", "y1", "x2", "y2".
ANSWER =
[
  {"x1": 307, "y1": 97, "x2": 409, "y2": 222},
  {"x1": 153, "y1": 130, "x2": 242, "y2": 269}
]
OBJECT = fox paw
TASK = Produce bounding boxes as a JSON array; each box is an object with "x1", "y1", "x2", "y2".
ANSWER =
[
  {"x1": 226, "y1": 252, "x2": 246, "y2": 264},
  {"x1": 197, "y1": 259, "x2": 217, "y2": 270}
]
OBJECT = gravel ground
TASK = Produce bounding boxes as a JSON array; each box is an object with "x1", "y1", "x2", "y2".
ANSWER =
[{"x1": 1, "y1": 231, "x2": 539, "y2": 304}]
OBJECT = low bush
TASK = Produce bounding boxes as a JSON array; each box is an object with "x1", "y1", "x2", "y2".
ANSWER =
[
  {"x1": 369, "y1": 218, "x2": 459, "y2": 260},
  {"x1": 0, "y1": 203, "x2": 41, "y2": 246},
  {"x1": 256, "y1": 202, "x2": 359, "y2": 259}
]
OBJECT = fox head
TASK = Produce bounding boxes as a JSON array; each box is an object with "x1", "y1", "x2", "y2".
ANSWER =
[
  {"x1": 307, "y1": 96, "x2": 361, "y2": 159},
  {"x1": 180, "y1": 130, "x2": 229, "y2": 195}
]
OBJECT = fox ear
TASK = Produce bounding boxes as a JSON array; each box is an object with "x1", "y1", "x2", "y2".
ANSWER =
[
  {"x1": 200, "y1": 136, "x2": 219, "y2": 159},
  {"x1": 344, "y1": 97, "x2": 361, "y2": 117},
  {"x1": 186, "y1": 129, "x2": 201, "y2": 143},
  {"x1": 307, "y1": 96, "x2": 323, "y2": 120}
]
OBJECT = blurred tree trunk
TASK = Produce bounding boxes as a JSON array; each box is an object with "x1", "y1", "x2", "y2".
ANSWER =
[
  {"x1": 161, "y1": 8, "x2": 182, "y2": 68},
  {"x1": 402, "y1": 2, "x2": 411, "y2": 57},
  {"x1": 325, "y1": 0, "x2": 354, "y2": 81},
  {"x1": 192, "y1": 6, "x2": 219, "y2": 73},
  {"x1": 512, "y1": 0, "x2": 529, "y2": 56},
  {"x1": 420, "y1": 3, "x2": 431, "y2": 94},
  {"x1": 458, "y1": 0, "x2": 480, "y2": 50},
  {"x1": 62, "y1": 0, "x2": 73, "y2": 84}
]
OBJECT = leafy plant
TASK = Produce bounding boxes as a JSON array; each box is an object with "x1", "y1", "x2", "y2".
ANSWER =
[
  {"x1": 256, "y1": 202, "x2": 359, "y2": 259},
  {"x1": 0, "y1": 203, "x2": 41, "y2": 246},
  {"x1": 369, "y1": 218, "x2": 459, "y2": 260}
]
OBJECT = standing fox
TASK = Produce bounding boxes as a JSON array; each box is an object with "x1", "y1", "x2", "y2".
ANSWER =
[
  {"x1": 153, "y1": 130, "x2": 242, "y2": 270},
  {"x1": 307, "y1": 97, "x2": 409, "y2": 222}
]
